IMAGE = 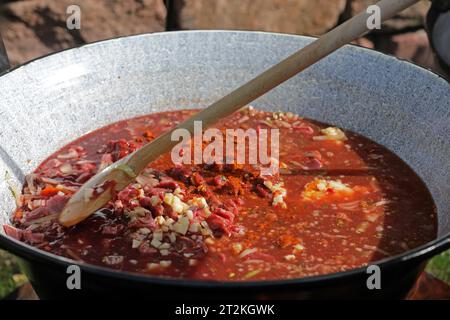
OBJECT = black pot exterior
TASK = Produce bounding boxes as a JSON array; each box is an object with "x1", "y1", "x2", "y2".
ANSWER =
[{"x1": 11, "y1": 248, "x2": 426, "y2": 299}]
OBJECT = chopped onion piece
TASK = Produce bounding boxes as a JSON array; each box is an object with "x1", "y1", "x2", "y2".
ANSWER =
[
  {"x1": 313, "y1": 127, "x2": 347, "y2": 141},
  {"x1": 57, "y1": 149, "x2": 78, "y2": 160},
  {"x1": 132, "y1": 239, "x2": 142, "y2": 249},
  {"x1": 239, "y1": 248, "x2": 258, "y2": 258},
  {"x1": 159, "y1": 260, "x2": 172, "y2": 267},
  {"x1": 59, "y1": 163, "x2": 73, "y2": 174}
]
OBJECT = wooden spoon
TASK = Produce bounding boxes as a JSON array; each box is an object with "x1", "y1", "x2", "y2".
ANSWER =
[{"x1": 59, "y1": 0, "x2": 419, "y2": 226}]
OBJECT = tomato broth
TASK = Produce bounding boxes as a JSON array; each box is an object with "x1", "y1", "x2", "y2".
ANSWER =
[{"x1": 5, "y1": 108, "x2": 437, "y2": 281}]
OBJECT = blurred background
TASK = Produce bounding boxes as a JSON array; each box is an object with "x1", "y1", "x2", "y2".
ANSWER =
[
  {"x1": 0, "y1": 0, "x2": 448, "y2": 298},
  {"x1": 1, "y1": 0, "x2": 447, "y2": 74}
]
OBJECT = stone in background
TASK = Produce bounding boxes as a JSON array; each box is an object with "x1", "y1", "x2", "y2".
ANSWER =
[
  {"x1": 344, "y1": 0, "x2": 431, "y2": 32},
  {"x1": 172, "y1": 0, "x2": 346, "y2": 35},
  {"x1": 0, "y1": 0, "x2": 445, "y2": 76},
  {"x1": 374, "y1": 30, "x2": 435, "y2": 70},
  {"x1": 0, "y1": 0, "x2": 166, "y2": 65},
  {"x1": 343, "y1": 1, "x2": 436, "y2": 70}
]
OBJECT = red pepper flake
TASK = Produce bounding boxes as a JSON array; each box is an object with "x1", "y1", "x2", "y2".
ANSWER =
[
  {"x1": 40, "y1": 185, "x2": 61, "y2": 197},
  {"x1": 143, "y1": 130, "x2": 155, "y2": 139},
  {"x1": 293, "y1": 125, "x2": 314, "y2": 135}
]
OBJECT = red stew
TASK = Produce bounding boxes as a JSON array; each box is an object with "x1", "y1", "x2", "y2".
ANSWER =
[{"x1": 5, "y1": 108, "x2": 437, "y2": 281}]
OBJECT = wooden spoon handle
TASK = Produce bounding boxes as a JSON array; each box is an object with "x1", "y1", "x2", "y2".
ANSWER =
[
  {"x1": 60, "y1": 0, "x2": 419, "y2": 227},
  {"x1": 128, "y1": 0, "x2": 419, "y2": 173}
]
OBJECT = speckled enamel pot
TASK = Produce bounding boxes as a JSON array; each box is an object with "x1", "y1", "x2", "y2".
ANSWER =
[{"x1": 0, "y1": 31, "x2": 449, "y2": 299}]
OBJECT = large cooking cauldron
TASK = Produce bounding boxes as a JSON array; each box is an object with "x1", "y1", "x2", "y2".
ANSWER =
[{"x1": 0, "y1": 31, "x2": 449, "y2": 299}]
